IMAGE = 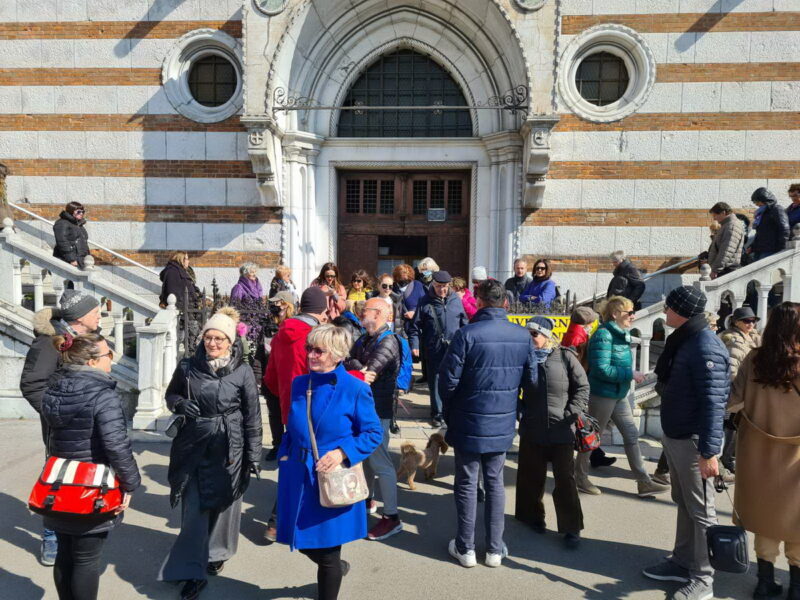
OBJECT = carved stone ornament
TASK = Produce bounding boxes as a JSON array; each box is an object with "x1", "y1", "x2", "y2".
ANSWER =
[
  {"x1": 246, "y1": 125, "x2": 282, "y2": 207},
  {"x1": 253, "y1": 0, "x2": 286, "y2": 16},
  {"x1": 521, "y1": 116, "x2": 559, "y2": 209},
  {"x1": 513, "y1": 0, "x2": 547, "y2": 12}
]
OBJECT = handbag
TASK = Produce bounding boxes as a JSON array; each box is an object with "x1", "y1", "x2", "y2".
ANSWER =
[
  {"x1": 574, "y1": 414, "x2": 601, "y2": 453},
  {"x1": 165, "y1": 362, "x2": 192, "y2": 439},
  {"x1": 306, "y1": 378, "x2": 369, "y2": 508},
  {"x1": 706, "y1": 476, "x2": 749, "y2": 573},
  {"x1": 29, "y1": 456, "x2": 122, "y2": 517}
]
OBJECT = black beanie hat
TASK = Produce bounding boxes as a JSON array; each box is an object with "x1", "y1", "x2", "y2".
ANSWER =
[{"x1": 301, "y1": 287, "x2": 328, "y2": 315}]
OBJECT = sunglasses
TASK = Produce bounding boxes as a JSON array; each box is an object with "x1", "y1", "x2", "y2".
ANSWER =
[
  {"x1": 381, "y1": 283, "x2": 392, "y2": 289},
  {"x1": 203, "y1": 335, "x2": 229, "y2": 345},
  {"x1": 534, "y1": 266, "x2": 546, "y2": 271},
  {"x1": 621, "y1": 310, "x2": 635, "y2": 317},
  {"x1": 305, "y1": 345, "x2": 327, "y2": 356},
  {"x1": 352, "y1": 279, "x2": 363, "y2": 283},
  {"x1": 325, "y1": 273, "x2": 336, "y2": 278},
  {"x1": 739, "y1": 319, "x2": 756, "y2": 325},
  {"x1": 74, "y1": 210, "x2": 86, "y2": 215},
  {"x1": 530, "y1": 331, "x2": 542, "y2": 338}
]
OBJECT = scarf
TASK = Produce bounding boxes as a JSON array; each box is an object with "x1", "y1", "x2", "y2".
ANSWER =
[
  {"x1": 207, "y1": 355, "x2": 231, "y2": 373},
  {"x1": 234, "y1": 276, "x2": 263, "y2": 300},
  {"x1": 534, "y1": 346, "x2": 553, "y2": 364},
  {"x1": 654, "y1": 313, "x2": 708, "y2": 388},
  {"x1": 753, "y1": 205, "x2": 766, "y2": 227}
]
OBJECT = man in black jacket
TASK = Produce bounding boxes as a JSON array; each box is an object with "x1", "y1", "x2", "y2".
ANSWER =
[
  {"x1": 606, "y1": 251, "x2": 646, "y2": 309},
  {"x1": 409, "y1": 271, "x2": 468, "y2": 427},
  {"x1": 504, "y1": 258, "x2": 532, "y2": 302},
  {"x1": 346, "y1": 297, "x2": 404, "y2": 542},
  {"x1": 19, "y1": 290, "x2": 101, "y2": 566},
  {"x1": 749, "y1": 187, "x2": 790, "y2": 261}
]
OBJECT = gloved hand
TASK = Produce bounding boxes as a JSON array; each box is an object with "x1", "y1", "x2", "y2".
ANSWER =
[
  {"x1": 248, "y1": 463, "x2": 261, "y2": 479},
  {"x1": 175, "y1": 399, "x2": 200, "y2": 418}
]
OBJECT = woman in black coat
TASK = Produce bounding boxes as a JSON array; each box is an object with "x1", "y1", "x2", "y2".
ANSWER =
[
  {"x1": 515, "y1": 317, "x2": 588, "y2": 549},
  {"x1": 159, "y1": 307, "x2": 262, "y2": 600},
  {"x1": 41, "y1": 333, "x2": 141, "y2": 600},
  {"x1": 159, "y1": 252, "x2": 199, "y2": 309},
  {"x1": 52, "y1": 201, "x2": 90, "y2": 268}
]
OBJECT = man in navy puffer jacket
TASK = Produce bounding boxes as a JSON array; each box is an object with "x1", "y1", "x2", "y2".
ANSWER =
[
  {"x1": 643, "y1": 286, "x2": 730, "y2": 600},
  {"x1": 438, "y1": 280, "x2": 537, "y2": 568}
]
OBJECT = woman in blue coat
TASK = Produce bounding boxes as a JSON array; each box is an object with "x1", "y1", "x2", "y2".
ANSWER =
[
  {"x1": 277, "y1": 323, "x2": 382, "y2": 600},
  {"x1": 519, "y1": 258, "x2": 558, "y2": 308}
]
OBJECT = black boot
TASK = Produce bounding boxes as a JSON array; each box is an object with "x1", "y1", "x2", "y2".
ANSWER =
[
  {"x1": 788, "y1": 565, "x2": 800, "y2": 600},
  {"x1": 753, "y1": 559, "x2": 782, "y2": 599}
]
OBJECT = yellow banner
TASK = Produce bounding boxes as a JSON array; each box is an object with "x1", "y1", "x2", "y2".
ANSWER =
[{"x1": 507, "y1": 314, "x2": 597, "y2": 342}]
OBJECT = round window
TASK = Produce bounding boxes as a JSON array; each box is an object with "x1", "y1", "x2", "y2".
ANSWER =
[
  {"x1": 575, "y1": 51, "x2": 629, "y2": 107},
  {"x1": 188, "y1": 55, "x2": 237, "y2": 107}
]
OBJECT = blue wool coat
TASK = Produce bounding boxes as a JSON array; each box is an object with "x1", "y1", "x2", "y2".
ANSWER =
[
  {"x1": 276, "y1": 363, "x2": 382, "y2": 550},
  {"x1": 438, "y1": 308, "x2": 538, "y2": 454}
]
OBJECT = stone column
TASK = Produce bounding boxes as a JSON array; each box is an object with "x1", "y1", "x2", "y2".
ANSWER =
[
  {"x1": 31, "y1": 270, "x2": 44, "y2": 312},
  {"x1": 112, "y1": 308, "x2": 125, "y2": 358},
  {"x1": 638, "y1": 333, "x2": 652, "y2": 375},
  {"x1": 756, "y1": 283, "x2": 772, "y2": 329}
]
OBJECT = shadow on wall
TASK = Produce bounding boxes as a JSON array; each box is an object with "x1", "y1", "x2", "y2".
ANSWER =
[{"x1": 672, "y1": 0, "x2": 748, "y2": 52}]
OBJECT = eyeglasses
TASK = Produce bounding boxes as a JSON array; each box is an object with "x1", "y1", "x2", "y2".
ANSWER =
[
  {"x1": 325, "y1": 273, "x2": 336, "y2": 278},
  {"x1": 203, "y1": 335, "x2": 229, "y2": 345},
  {"x1": 381, "y1": 283, "x2": 392, "y2": 289},
  {"x1": 98, "y1": 351, "x2": 113, "y2": 359},
  {"x1": 535, "y1": 266, "x2": 546, "y2": 271},
  {"x1": 305, "y1": 345, "x2": 327, "y2": 356},
  {"x1": 739, "y1": 319, "x2": 756, "y2": 325}
]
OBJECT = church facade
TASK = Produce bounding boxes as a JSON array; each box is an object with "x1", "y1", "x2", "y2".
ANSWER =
[{"x1": 2, "y1": 0, "x2": 798, "y2": 301}]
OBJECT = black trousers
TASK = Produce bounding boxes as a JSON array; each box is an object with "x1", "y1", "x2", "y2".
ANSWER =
[
  {"x1": 265, "y1": 390, "x2": 284, "y2": 448},
  {"x1": 515, "y1": 436, "x2": 583, "y2": 535},
  {"x1": 53, "y1": 532, "x2": 108, "y2": 600},
  {"x1": 299, "y1": 545, "x2": 343, "y2": 600}
]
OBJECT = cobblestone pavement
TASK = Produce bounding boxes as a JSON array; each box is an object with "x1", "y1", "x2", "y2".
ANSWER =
[{"x1": 0, "y1": 379, "x2": 771, "y2": 599}]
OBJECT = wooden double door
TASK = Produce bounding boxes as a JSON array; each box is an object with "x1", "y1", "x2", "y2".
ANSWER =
[{"x1": 337, "y1": 170, "x2": 470, "y2": 281}]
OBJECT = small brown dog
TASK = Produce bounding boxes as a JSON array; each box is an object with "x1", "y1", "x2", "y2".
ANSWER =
[{"x1": 396, "y1": 432, "x2": 448, "y2": 490}]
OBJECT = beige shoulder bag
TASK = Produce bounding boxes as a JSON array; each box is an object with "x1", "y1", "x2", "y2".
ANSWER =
[{"x1": 306, "y1": 378, "x2": 369, "y2": 508}]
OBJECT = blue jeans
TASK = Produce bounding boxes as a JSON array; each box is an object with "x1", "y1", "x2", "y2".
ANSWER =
[
  {"x1": 454, "y1": 449, "x2": 506, "y2": 554},
  {"x1": 425, "y1": 360, "x2": 442, "y2": 418},
  {"x1": 44, "y1": 528, "x2": 57, "y2": 542}
]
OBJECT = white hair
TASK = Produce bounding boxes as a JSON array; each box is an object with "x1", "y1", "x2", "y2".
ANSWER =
[
  {"x1": 418, "y1": 257, "x2": 440, "y2": 272},
  {"x1": 306, "y1": 323, "x2": 353, "y2": 363},
  {"x1": 610, "y1": 250, "x2": 626, "y2": 263},
  {"x1": 239, "y1": 262, "x2": 259, "y2": 277}
]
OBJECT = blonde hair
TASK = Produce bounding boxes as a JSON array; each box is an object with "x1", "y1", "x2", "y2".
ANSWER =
[
  {"x1": 306, "y1": 323, "x2": 352, "y2": 363},
  {"x1": 451, "y1": 277, "x2": 467, "y2": 292},
  {"x1": 352, "y1": 300, "x2": 366, "y2": 318},
  {"x1": 169, "y1": 251, "x2": 189, "y2": 264},
  {"x1": 275, "y1": 264, "x2": 291, "y2": 279},
  {"x1": 280, "y1": 301, "x2": 296, "y2": 322},
  {"x1": 418, "y1": 257, "x2": 439, "y2": 272},
  {"x1": 597, "y1": 296, "x2": 634, "y2": 322}
]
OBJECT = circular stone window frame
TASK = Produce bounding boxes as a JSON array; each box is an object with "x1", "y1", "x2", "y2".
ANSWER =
[
  {"x1": 513, "y1": 0, "x2": 547, "y2": 12},
  {"x1": 253, "y1": 0, "x2": 287, "y2": 16},
  {"x1": 162, "y1": 29, "x2": 244, "y2": 124},
  {"x1": 558, "y1": 24, "x2": 656, "y2": 123}
]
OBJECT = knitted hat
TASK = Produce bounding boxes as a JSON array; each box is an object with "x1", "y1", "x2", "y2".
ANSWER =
[
  {"x1": 300, "y1": 286, "x2": 328, "y2": 315},
  {"x1": 527, "y1": 316, "x2": 555, "y2": 339},
  {"x1": 571, "y1": 306, "x2": 598, "y2": 326},
  {"x1": 665, "y1": 285, "x2": 707, "y2": 318},
  {"x1": 471, "y1": 266, "x2": 488, "y2": 281},
  {"x1": 432, "y1": 270, "x2": 452, "y2": 284},
  {"x1": 202, "y1": 306, "x2": 239, "y2": 343},
  {"x1": 59, "y1": 290, "x2": 99, "y2": 322}
]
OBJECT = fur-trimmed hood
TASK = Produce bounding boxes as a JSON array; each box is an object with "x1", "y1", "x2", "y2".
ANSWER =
[{"x1": 32, "y1": 307, "x2": 64, "y2": 336}]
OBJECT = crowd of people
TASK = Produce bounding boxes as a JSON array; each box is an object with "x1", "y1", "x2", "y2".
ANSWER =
[{"x1": 15, "y1": 182, "x2": 799, "y2": 600}]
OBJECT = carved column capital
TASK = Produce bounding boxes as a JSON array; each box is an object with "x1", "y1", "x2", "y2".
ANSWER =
[{"x1": 520, "y1": 115, "x2": 559, "y2": 209}]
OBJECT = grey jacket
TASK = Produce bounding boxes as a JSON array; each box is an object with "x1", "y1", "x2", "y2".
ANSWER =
[{"x1": 708, "y1": 214, "x2": 745, "y2": 274}]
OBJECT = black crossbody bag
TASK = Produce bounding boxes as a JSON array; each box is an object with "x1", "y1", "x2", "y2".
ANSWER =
[{"x1": 705, "y1": 475, "x2": 748, "y2": 573}]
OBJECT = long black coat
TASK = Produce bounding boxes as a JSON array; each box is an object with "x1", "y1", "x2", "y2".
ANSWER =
[
  {"x1": 520, "y1": 347, "x2": 589, "y2": 445},
  {"x1": 165, "y1": 342, "x2": 262, "y2": 511},
  {"x1": 52, "y1": 211, "x2": 90, "y2": 267},
  {"x1": 606, "y1": 259, "x2": 645, "y2": 306},
  {"x1": 159, "y1": 260, "x2": 198, "y2": 308},
  {"x1": 408, "y1": 289, "x2": 468, "y2": 367},
  {"x1": 752, "y1": 192, "x2": 790, "y2": 254},
  {"x1": 41, "y1": 365, "x2": 141, "y2": 534}
]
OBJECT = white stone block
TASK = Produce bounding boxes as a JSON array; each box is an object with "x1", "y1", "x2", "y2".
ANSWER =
[
  {"x1": 225, "y1": 179, "x2": 260, "y2": 206},
  {"x1": 85, "y1": 221, "x2": 131, "y2": 250},
  {"x1": 555, "y1": 273, "x2": 602, "y2": 303},
  {"x1": 73, "y1": 39, "x2": 131, "y2": 68},
  {"x1": 148, "y1": 0, "x2": 202, "y2": 21},
  {"x1": 636, "y1": 0, "x2": 680, "y2": 13},
  {"x1": 552, "y1": 226, "x2": 615, "y2": 255},
  {"x1": 129, "y1": 39, "x2": 174, "y2": 69},
  {"x1": 640, "y1": 83, "x2": 682, "y2": 114},
  {"x1": 244, "y1": 223, "x2": 281, "y2": 252},
  {"x1": 0, "y1": 88, "x2": 22, "y2": 114},
  {"x1": 203, "y1": 223, "x2": 244, "y2": 251},
  {"x1": 541, "y1": 179, "x2": 582, "y2": 209},
  {"x1": 18, "y1": 0, "x2": 58, "y2": 19},
  {"x1": 592, "y1": 0, "x2": 630, "y2": 12},
  {"x1": 559, "y1": 0, "x2": 592, "y2": 15},
  {"x1": 130, "y1": 222, "x2": 167, "y2": 250},
  {"x1": 21, "y1": 87, "x2": 55, "y2": 114},
  {"x1": 519, "y1": 226, "x2": 554, "y2": 256},
  {"x1": 136, "y1": 131, "x2": 168, "y2": 161},
  {"x1": 55, "y1": 86, "x2": 118, "y2": 114},
  {"x1": 23, "y1": 176, "x2": 67, "y2": 203},
  {"x1": 39, "y1": 131, "x2": 87, "y2": 160},
  {"x1": 694, "y1": 32, "x2": 750, "y2": 64},
  {"x1": 0, "y1": 40, "x2": 42, "y2": 68},
  {"x1": 0, "y1": 131, "x2": 38, "y2": 159},
  {"x1": 697, "y1": 130, "x2": 746, "y2": 161},
  {"x1": 678, "y1": 0, "x2": 721, "y2": 13},
  {"x1": 236, "y1": 132, "x2": 249, "y2": 161},
  {"x1": 649, "y1": 226, "x2": 703, "y2": 254},
  {"x1": 0, "y1": 2, "x2": 16, "y2": 20},
  {"x1": 166, "y1": 132, "x2": 206, "y2": 161},
  {"x1": 674, "y1": 180, "x2": 720, "y2": 209},
  {"x1": 719, "y1": 180, "x2": 765, "y2": 208},
  {"x1": 116, "y1": 86, "x2": 151, "y2": 115},
  {"x1": 186, "y1": 178, "x2": 226, "y2": 206},
  {"x1": 665, "y1": 32, "x2": 696, "y2": 64},
  {"x1": 750, "y1": 32, "x2": 800, "y2": 63},
  {"x1": 721, "y1": 0, "x2": 771, "y2": 10},
  {"x1": 681, "y1": 82, "x2": 721, "y2": 113},
  {"x1": 40, "y1": 39, "x2": 75, "y2": 68},
  {"x1": 66, "y1": 177, "x2": 105, "y2": 205},
  {"x1": 660, "y1": 131, "x2": 699, "y2": 161},
  {"x1": 635, "y1": 180, "x2": 675, "y2": 209},
  {"x1": 641, "y1": 33, "x2": 668, "y2": 64},
  {"x1": 86, "y1": 0, "x2": 148, "y2": 21},
  {"x1": 614, "y1": 227, "x2": 652, "y2": 256},
  {"x1": 771, "y1": 82, "x2": 800, "y2": 111},
  {"x1": 720, "y1": 82, "x2": 771, "y2": 112},
  {"x1": 620, "y1": 131, "x2": 662, "y2": 162},
  {"x1": 571, "y1": 131, "x2": 624, "y2": 161},
  {"x1": 145, "y1": 178, "x2": 185, "y2": 205},
  {"x1": 581, "y1": 180, "x2": 635, "y2": 209},
  {"x1": 206, "y1": 132, "x2": 239, "y2": 161},
  {"x1": 58, "y1": 0, "x2": 88, "y2": 20},
  {"x1": 166, "y1": 223, "x2": 204, "y2": 250},
  {"x1": 745, "y1": 131, "x2": 800, "y2": 161},
  {"x1": 85, "y1": 131, "x2": 130, "y2": 160},
  {"x1": 104, "y1": 177, "x2": 146, "y2": 205},
  {"x1": 5, "y1": 176, "x2": 24, "y2": 203},
  {"x1": 550, "y1": 132, "x2": 574, "y2": 161}
]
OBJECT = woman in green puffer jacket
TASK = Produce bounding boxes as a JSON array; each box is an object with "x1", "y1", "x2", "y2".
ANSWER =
[{"x1": 574, "y1": 296, "x2": 670, "y2": 499}]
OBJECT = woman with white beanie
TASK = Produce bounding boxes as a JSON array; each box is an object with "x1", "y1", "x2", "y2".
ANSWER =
[{"x1": 159, "y1": 307, "x2": 262, "y2": 600}]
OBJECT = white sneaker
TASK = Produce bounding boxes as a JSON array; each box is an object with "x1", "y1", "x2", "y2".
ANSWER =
[
  {"x1": 485, "y1": 543, "x2": 509, "y2": 568},
  {"x1": 448, "y1": 539, "x2": 476, "y2": 568}
]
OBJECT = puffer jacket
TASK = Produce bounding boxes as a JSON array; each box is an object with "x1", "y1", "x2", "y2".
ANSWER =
[
  {"x1": 345, "y1": 325, "x2": 402, "y2": 419},
  {"x1": 408, "y1": 289, "x2": 468, "y2": 366},
  {"x1": 660, "y1": 326, "x2": 730, "y2": 458},
  {"x1": 438, "y1": 308, "x2": 537, "y2": 454},
  {"x1": 561, "y1": 323, "x2": 589, "y2": 349},
  {"x1": 520, "y1": 347, "x2": 589, "y2": 445},
  {"x1": 41, "y1": 365, "x2": 141, "y2": 534},
  {"x1": 52, "y1": 210, "x2": 90, "y2": 267},
  {"x1": 606, "y1": 259, "x2": 646, "y2": 306},
  {"x1": 166, "y1": 341, "x2": 262, "y2": 511},
  {"x1": 707, "y1": 214, "x2": 745, "y2": 274},
  {"x1": 587, "y1": 321, "x2": 633, "y2": 400},
  {"x1": 751, "y1": 188, "x2": 790, "y2": 254},
  {"x1": 505, "y1": 274, "x2": 532, "y2": 302},
  {"x1": 720, "y1": 325, "x2": 761, "y2": 379}
]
